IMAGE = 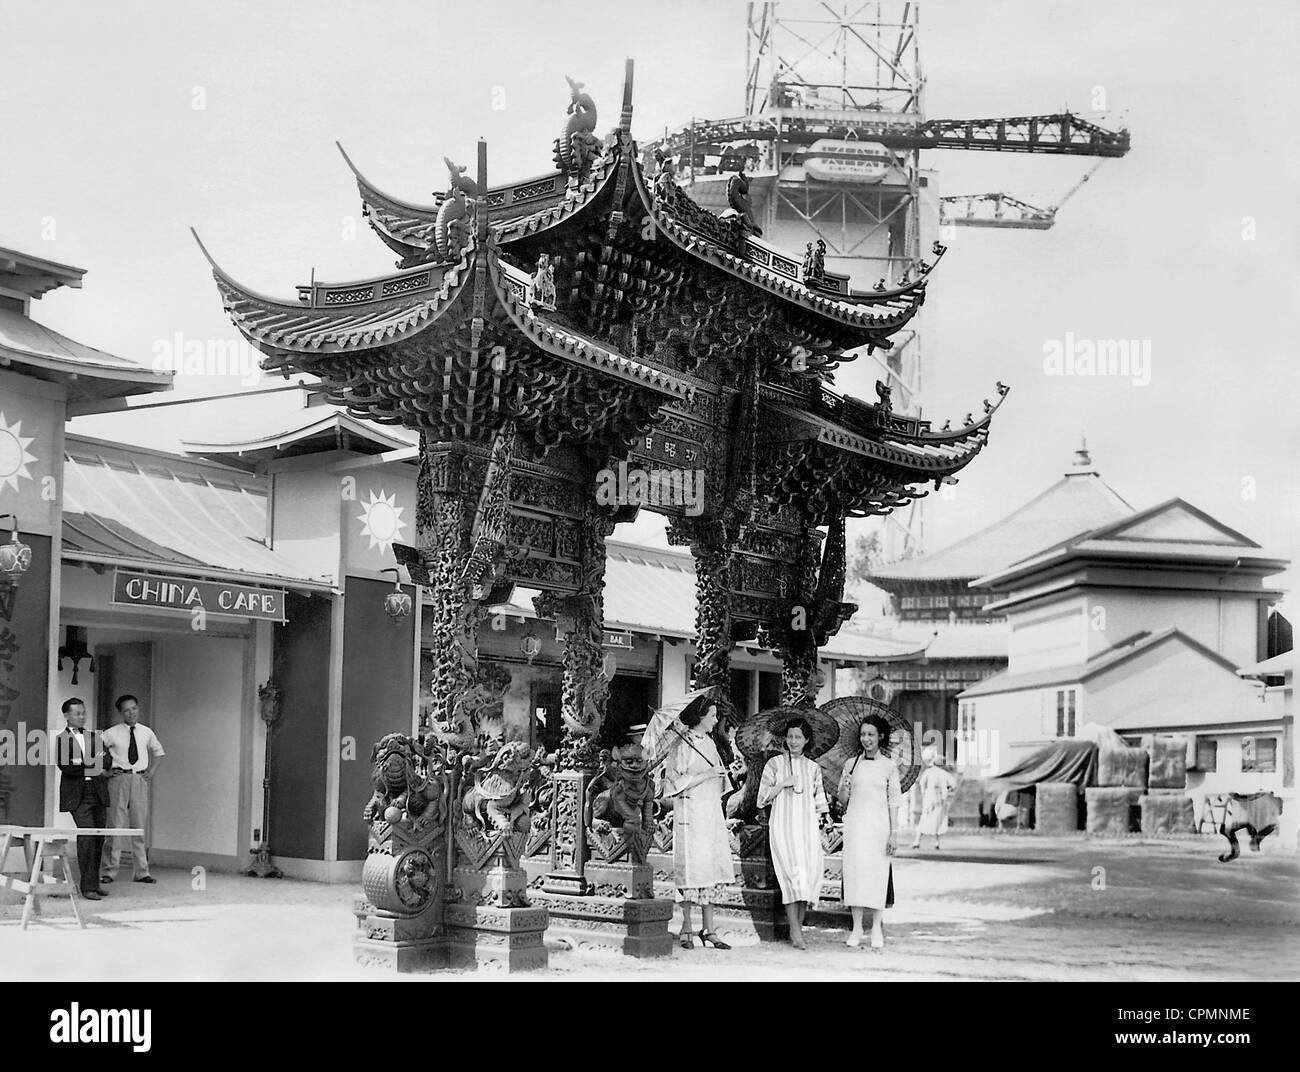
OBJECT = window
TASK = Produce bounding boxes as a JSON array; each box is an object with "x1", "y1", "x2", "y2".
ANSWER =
[
  {"x1": 959, "y1": 702, "x2": 976, "y2": 743},
  {"x1": 1241, "y1": 736, "x2": 1277, "y2": 773},
  {"x1": 1195, "y1": 738, "x2": 1218, "y2": 772},
  {"x1": 1055, "y1": 688, "x2": 1076, "y2": 737}
]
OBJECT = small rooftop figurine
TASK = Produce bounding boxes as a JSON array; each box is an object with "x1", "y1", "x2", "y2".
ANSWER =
[{"x1": 531, "y1": 253, "x2": 557, "y2": 311}]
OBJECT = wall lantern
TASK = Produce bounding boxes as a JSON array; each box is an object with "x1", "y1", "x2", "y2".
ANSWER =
[
  {"x1": 520, "y1": 630, "x2": 542, "y2": 663},
  {"x1": 58, "y1": 625, "x2": 94, "y2": 686},
  {"x1": 0, "y1": 514, "x2": 32, "y2": 622},
  {"x1": 379, "y1": 568, "x2": 413, "y2": 623}
]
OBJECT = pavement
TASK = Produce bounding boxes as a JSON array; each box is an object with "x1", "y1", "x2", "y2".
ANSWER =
[{"x1": 1, "y1": 834, "x2": 1296, "y2": 981}]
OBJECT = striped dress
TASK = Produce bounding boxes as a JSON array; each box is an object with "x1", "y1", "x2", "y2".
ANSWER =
[{"x1": 758, "y1": 753, "x2": 829, "y2": 904}]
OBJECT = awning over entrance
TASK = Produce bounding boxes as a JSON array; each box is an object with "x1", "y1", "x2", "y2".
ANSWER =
[{"x1": 61, "y1": 435, "x2": 334, "y2": 591}]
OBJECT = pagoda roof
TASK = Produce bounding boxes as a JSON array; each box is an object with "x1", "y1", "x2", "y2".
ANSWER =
[
  {"x1": 625, "y1": 154, "x2": 934, "y2": 343},
  {"x1": 755, "y1": 381, "x2": 1009, "y2": 522},
  {"x1": 339, "y1": 142, "x2": 584, "y2": 265},
  {"x1": 871, "y1": 462, "x2": 1134, "y2": 586},
  {"x1": 199, "y1": 220, "x2": 693, "y2": 453},
  {"x1": 337, "y1": 130, "x2": 928, "y2": 349},
  {"x1": 203, "y1": 229, "x2": 688, "y2": 400}
]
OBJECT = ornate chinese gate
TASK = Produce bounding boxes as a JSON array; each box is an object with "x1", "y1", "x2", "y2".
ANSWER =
[{"x1": 205, "y1": 61, "x2": 1006, "y2": 969}]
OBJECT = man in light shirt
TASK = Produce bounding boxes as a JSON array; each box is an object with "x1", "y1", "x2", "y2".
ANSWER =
[{"x1": 100, "y1": 694, "x2": 166, "y2": 884}]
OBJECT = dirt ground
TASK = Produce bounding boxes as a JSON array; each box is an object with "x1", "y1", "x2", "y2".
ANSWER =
[{"x1": 2, "y1": 834, "x2": 1296, "y2": 981}]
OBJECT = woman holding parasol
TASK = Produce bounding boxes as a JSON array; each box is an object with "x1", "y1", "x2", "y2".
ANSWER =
[
  {"x1": 643, "y1": 688, "x2": 737, "y2": 950},
  {"x1": 744, "y1": 707, "x2": 838, "y2": 949},
  {"x1": 820, "y1": 697, "x2": 921, "y2": 950}
]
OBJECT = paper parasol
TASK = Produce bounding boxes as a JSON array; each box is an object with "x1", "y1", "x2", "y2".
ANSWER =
[
  {"x1": 640, "y1": 686, "x2": 736, "y2": 771},
  {"x1": 818, "y1": 695, "x2": 923, "y2": 796},
  {"x1": 734, "y1": 705, "x2": 840, "y2": 761}
]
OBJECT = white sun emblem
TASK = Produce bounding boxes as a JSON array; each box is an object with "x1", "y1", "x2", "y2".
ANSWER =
[
  {"x1": 0, "y1": 413, "x2": 38, "y2": 494},
  {"x1": 357, "y1": 489, "x2": 406, "y2": 553}
]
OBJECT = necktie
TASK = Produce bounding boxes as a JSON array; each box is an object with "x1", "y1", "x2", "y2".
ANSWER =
[{"x1": 128, "y1": 726, "x2": 139, "y2": 767}]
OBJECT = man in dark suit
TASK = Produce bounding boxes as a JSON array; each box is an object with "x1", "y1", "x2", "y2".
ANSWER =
[{"x1": 55, "y1": 697, "x2": 111, "y2": 900}]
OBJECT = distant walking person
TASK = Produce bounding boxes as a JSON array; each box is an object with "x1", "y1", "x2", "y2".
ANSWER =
[
  {"x1": 54, "y1": 698, "x2": 111, "y2": 900},
  {"x1": 840, "y1": 713, "x2": 900, "y2": 949},
  {"x1": 911, "y1": 748, "x2": 956, "y2": 851},
  {"x1": 101, "y1": 695, "x2": 165, "y2": 885}
]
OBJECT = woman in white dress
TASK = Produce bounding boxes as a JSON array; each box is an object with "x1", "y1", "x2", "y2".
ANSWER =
[
  {"x1": 839, "y1": 713, "x2": 900, "y2": 949},
  {"x1": 911, "y1": 749, "x2": 956, "y2": 850},
  {"x1": 757, "y1": 718, "x2": 833, "y2": 949},
  {"x1": 662, "y1": 702, "x2": 735, "y2": 950}
]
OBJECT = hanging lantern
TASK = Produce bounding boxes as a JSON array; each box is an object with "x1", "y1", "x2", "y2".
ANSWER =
[
  {"x1": 0, "y1": 515, "x2": 31, "y2": 621},
  {"x1": 379, "y1": 568, "x2": 413, "y2": 622},
  {"x1": 520, "y1": 630, "x2": 542, "y2": 663},
  {"x1": 58, "y1": 625, "x2": 94, "y2": 686}
]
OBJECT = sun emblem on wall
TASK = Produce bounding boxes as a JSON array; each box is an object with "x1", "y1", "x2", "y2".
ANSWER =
[
  {"x1": 357, "y1": 488, "x2": 406, "y2": 553},
  {"x1": 0, "y1": 413, "x2": 38, "y2": 493}
]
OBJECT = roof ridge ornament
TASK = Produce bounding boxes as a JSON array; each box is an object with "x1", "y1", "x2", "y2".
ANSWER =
[
  {"x1": 555, "y1": 75, "x2": 603, "y2": 184},
  {"x1": 432, "y1": 154, "x2": 480, "y2": 263}
]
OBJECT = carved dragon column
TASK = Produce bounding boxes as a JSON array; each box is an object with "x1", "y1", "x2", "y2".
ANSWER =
[
  {"x1": 420, "y1": 427, "x2": 548, "y2": 971},
  {"x1": 534, "y1": 472, "x2": 618, "y2": 896},
  {"x1": 777, "y1": 522, "x2": 825, "y2": 707},
  {"x1": 417, "y1": 436, "x2": 480, "y2": 750},
  {"x1": 667, "y1": 518, "x2": 736, "y2": 694}
]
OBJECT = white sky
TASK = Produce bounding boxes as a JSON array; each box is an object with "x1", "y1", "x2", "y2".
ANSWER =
[{"x1": 2, "y1": 0, "x2": 1297, "y2": 609}]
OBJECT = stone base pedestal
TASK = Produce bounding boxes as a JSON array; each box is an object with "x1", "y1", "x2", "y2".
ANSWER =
[
  {"x1": 531, "y1": 887, "x2": 673, "y2": 958},
  {"x1": 585, "y1": 861, "x2": 655, "y2": 900},
  {"x1": 445, "y1": 902, "x2": 549, "y2": 971},
  {"x1": 351, "y1": 895, "x2": 448, "y2": 972}
]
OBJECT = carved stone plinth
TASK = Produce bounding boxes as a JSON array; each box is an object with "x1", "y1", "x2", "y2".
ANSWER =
[
  {"x1": 351, "y1": 895, "x2": 448, "y2": 973},
  {"x1": 530, "y1": 890, "x2": 673, "y2": 958},
  {"x1": 445, "y1": 902, "x2": 549, "y2": 972},
  {"x1": 585, "y1": 861, "x2": 654, "y2": 900},
  {"x1": 451, "y1": 862, "x2": 531, "y2": 908}
]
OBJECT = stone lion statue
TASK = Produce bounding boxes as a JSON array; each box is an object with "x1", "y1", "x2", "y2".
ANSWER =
[{"x1": 461, "y1": 740, "x2": 537, "y2": 834}]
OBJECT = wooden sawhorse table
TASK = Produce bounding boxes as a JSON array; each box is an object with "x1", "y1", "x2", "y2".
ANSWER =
[{"x1": 0, "y1": 825, "x2": 145, "y2": 930}]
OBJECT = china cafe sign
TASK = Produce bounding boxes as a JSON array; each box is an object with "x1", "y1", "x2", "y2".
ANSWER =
[{"x1": 112, "y1": 570, "x2": 286, "y2": 622}]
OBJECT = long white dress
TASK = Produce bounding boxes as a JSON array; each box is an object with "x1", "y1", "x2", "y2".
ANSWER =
[
  {"x1": 758, "y1": 753, "x2": 829, "y2": 904},
  {"x1": 840, "y1": 754, "x2": 900, "y2": 909},
  {"x1": 663, "y1": 730, "x2": 736, "y2": 903},
  {"x1": 917, "y1": 764, "x2": 956, "y2": 836}
]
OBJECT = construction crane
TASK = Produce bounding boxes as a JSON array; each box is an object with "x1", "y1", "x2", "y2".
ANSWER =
[
  {"x1": 940, "y1": 160, "x2": 1110, "y2": 230},
  {"x1": 649, "y1": 2, "x2": 1129, "y2": 560}
]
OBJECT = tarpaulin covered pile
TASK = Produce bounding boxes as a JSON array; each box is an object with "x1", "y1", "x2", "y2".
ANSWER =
[
  {"x1": 979, "y1": 740, "x2": 1098, "y2": 827},
  {"x1": 987, "y1": 740, "x2": 1099, "y2": 797}
]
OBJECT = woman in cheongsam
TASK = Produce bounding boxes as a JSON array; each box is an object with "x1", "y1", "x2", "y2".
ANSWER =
[{"x1": 839, "y1": 713, "x2": 900, "y2": 949}]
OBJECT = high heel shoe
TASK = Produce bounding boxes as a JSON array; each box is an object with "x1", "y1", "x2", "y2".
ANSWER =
[
  {"x1": 845, "y1": 933, "x2": 862, "y2": 947},
  {"x1": 698, "y1": 929, "x2": 731, "y2": 950},
  {"x1": 680, "y1": 930, "x2": 695, "y2": 949}
]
